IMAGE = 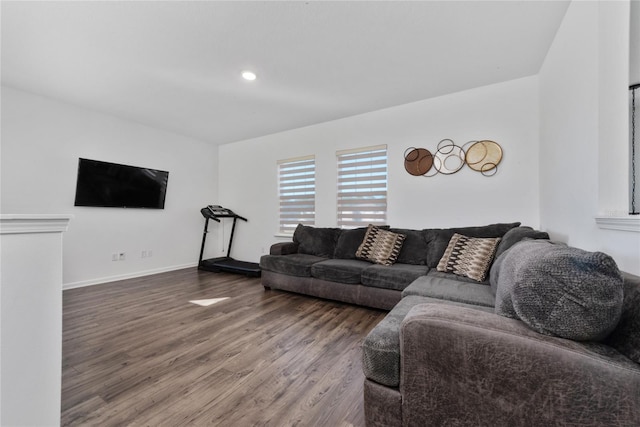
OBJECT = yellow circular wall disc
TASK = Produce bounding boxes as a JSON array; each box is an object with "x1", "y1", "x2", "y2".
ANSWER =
[{"x1": 465, "y1": 140, "x2": 502, "y2": 172}]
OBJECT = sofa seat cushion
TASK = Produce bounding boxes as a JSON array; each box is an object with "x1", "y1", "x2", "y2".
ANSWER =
[
  {"x1": 494, "y1": 240, "x2": 624, "y2": 341},
  {"x1": 362, "y1": 295, "x2": 492, "y2": 387},
  {"x1": 427, "y1": 270, "x2": 489, "y2": 285},
  {"x1": 402, "y1": 271, "x2": 495, "y2": 307},
  {"x1": 310, "y1": 259, "x2": 370, "y2": 284},
  {"x1": 361, "y1": 264, "x2": 429, "y2": 292},
  {"x1": 259, "y1": 254, "x2": 327, "y2": 277}
]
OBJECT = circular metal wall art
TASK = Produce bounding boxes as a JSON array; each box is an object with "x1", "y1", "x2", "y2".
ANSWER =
[
  {"x1": 465, "y1": 140, "x2": 503, "y2": 173},
  {"x1": 404, "y1": 147, "x2": 433, "y2": 176},
  {"x1": 432, "y1": 139, "x2": 465, "y2": 175},
  {"x1": 403, "y1": 138, "x2": 503, "y2": 178}
]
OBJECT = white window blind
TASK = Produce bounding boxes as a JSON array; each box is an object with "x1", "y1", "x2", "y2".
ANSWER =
[
  {"x1": 336, "y1": 145, "x2": 387, "y2": 228},
  {"x1": 278, "y1": 155, "x2": 315, "y2": 234}
]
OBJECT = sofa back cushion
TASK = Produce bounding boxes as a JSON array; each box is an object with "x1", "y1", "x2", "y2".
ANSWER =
[
  {"x1": 333, "y1": 227, "x2": 370, "y2": 259},
  {"x1": 293, "y1": 224, "x2": 341, "y2": 258},
  {"x1": 389, "y1": 228, "x2": 429, "y2": 265},
  {"x1": 423, "y1": 222, "x2": 520, "y2": 268},
  {"x1": 493, "y1": 226, "x2": 550, "y2": 260},
  {"x1": 604, "y1": 272, "x2": 640, "y2": 364},
  {"x1": 333, "y1": 226, "x2": 390, "y2": 259},
  {"x1": 494, "y1": 240, "x2": 624, "y2": 341}
]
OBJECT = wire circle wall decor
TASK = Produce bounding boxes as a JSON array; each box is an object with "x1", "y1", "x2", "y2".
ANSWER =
[
  {"x1": 403, "y1": 138, "x2": 503, "y2": 177},
  {"x1": 433, "y1": 139, "x2": 466, "y2": 175}
]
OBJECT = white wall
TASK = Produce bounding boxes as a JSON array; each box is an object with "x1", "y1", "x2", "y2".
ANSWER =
[
  {"x1": 218, "y1": 76, "x2": 540, "y2": 263},
  {"x1": 1, "y1": 86, "x2": 219, "y2": 287},
  {"x1": 539, "y1": 0, "x2": 640, "y2": 275},
  {"x1": 631, "y1": 0, "x2": 640, "y2": 85}
]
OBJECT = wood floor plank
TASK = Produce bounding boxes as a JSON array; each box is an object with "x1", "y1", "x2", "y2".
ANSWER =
[{"x1": 62, "y1": 268, "x2": 386, "y2": 426}]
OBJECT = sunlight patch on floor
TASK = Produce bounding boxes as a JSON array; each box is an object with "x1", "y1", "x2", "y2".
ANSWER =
[{"x1": 189, "y1": 297, "x2": 230, "y2": 307}]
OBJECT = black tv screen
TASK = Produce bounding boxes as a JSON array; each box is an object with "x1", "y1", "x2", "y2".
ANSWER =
[{"x1": 74, "y1": 158, "x2": 169, "y2": 209}]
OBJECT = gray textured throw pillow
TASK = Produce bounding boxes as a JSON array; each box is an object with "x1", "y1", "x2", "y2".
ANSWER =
[{"x1": 494, "y1": 240, "x2": 624, "y2": 341}]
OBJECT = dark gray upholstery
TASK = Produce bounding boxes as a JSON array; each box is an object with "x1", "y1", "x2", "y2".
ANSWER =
[
  {"x1": 494, "y1": 240, "x2": 624, "y2": 341},
  {"x1": 399, "y1": 304, "x2": 640, "y2": 427},
  {"x1": 363, "y1": 380, "x2": 402, "y2": 427},
  {"x1": 423, "y1": 222, "x2": 520, "y2": 267},
  {"x1": 261, "y1": 270, "x2": 401, "y2": 310},
  {"x1": 362, "y1": 295, "x2": 492, "y2": 388},
  {"x1": 494, "y1": 226, "x2": 550, "y2": 260},
  {"x1": 427, "y1": 268, "x2": 489, "y2": 285},
  {"x1": 310, "y1": 259, "x2": 369, "y2": 284},
  {"x1": 259, "y1": 253, "x2": 326, "y2": 277},
  {"x1": 293, "y1": 224, "x2": 341, "y2": 258},
  {"x1": 388, "y1": 228, "x2": 429, "y2": 265},
  {"x1": 263, "y1": 223, "x2": 521, "y2": 310},
  {"x1": 361, "y1": 264, "x2": 429, "y2": 291},
  {"x1": 489, "y1": 247, "x2": 509, "y2": 296},
  {"x1": 402, "y1": 271, "x2": 495, "y2": 307},
  {"x1": 268, "y1": 241, "x2": 299, "y2": 255},
  {"x1": 605, "y1": 272, "x2": 640, "y2": 364}
]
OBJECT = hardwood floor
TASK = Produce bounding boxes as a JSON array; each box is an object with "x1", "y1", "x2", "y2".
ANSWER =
[{"x1": 61, "y1": 268, "x2": 387, "y2": 426}]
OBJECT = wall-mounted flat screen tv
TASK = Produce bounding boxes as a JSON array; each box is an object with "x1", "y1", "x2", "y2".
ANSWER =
[{"x1": 74, "y1": 158, "x2": 169, "y2": 209}]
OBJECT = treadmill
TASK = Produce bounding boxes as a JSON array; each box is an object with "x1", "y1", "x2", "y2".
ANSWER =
[{"x1": 198, "y1": 205, "x2": 261, "y2": 277}]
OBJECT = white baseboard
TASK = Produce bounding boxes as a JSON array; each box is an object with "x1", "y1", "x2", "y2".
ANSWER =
[{"x1": 63, "y1": 262, "x2": 198, "y2": 290}]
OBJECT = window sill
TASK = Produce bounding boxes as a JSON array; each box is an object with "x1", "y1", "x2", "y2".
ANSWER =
[{"x1": 594, "y1": 215, "x2": 640, "y2": 232}]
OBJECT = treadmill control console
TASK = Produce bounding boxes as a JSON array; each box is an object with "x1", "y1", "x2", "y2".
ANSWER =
[{"x1": 200, "y1": 205, "x2": 247, "y2": 222}]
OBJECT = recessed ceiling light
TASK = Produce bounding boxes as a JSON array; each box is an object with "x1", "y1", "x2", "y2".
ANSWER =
[{"x1": 242, "y1": 71, "x2": 257, "y2": 81}]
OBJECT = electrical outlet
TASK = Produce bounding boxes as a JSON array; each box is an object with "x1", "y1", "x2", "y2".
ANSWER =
[
  {"x1": 141, "y1": 250, "x2": 147, "y2": 258},
  {"x1": 118, "y1": 252, "x2": 126, "y2": 261},
  {"x1": 112, "y1": 253, "x2": 118, "y2": 261},
  {"x1": 148, "y1": 250, "x2": 152, "y2": 257}
]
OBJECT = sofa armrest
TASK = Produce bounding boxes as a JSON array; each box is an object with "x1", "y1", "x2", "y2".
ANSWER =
[
  {"x1": 269, "y1": 241, "x2": 299, "y2": 255},
  {"x1": 400, "y1": 304, "x2": 640, "y2": 426}
]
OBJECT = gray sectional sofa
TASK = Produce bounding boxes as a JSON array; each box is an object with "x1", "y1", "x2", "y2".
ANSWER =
[
  {"x1": 260, "y1": 222, "x2": 523, "y2": 310},
  {"x1": 259, "y1": 223, "x2": 640, "y2": 426}
]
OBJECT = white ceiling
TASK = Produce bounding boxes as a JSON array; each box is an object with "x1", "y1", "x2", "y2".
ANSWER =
[{"x1": 1, "y1": 1, "x2": 570, "y2": 145}]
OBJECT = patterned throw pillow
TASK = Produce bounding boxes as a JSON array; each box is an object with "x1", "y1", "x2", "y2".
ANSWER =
[
  {"x1": 356, "y1": 225, "x2": 406, "y2": 266},
  {"x1": 437, "y1": 233, "x2": 501, "y2": 282}
]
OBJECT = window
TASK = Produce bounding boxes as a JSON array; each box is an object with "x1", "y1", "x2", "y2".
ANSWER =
[
  {"x1": 336, "y1": 145, "x2": 387, "y2": 228},
  {"x1": 278, "y1": 155, "x2": 315, "y2": 234}
]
